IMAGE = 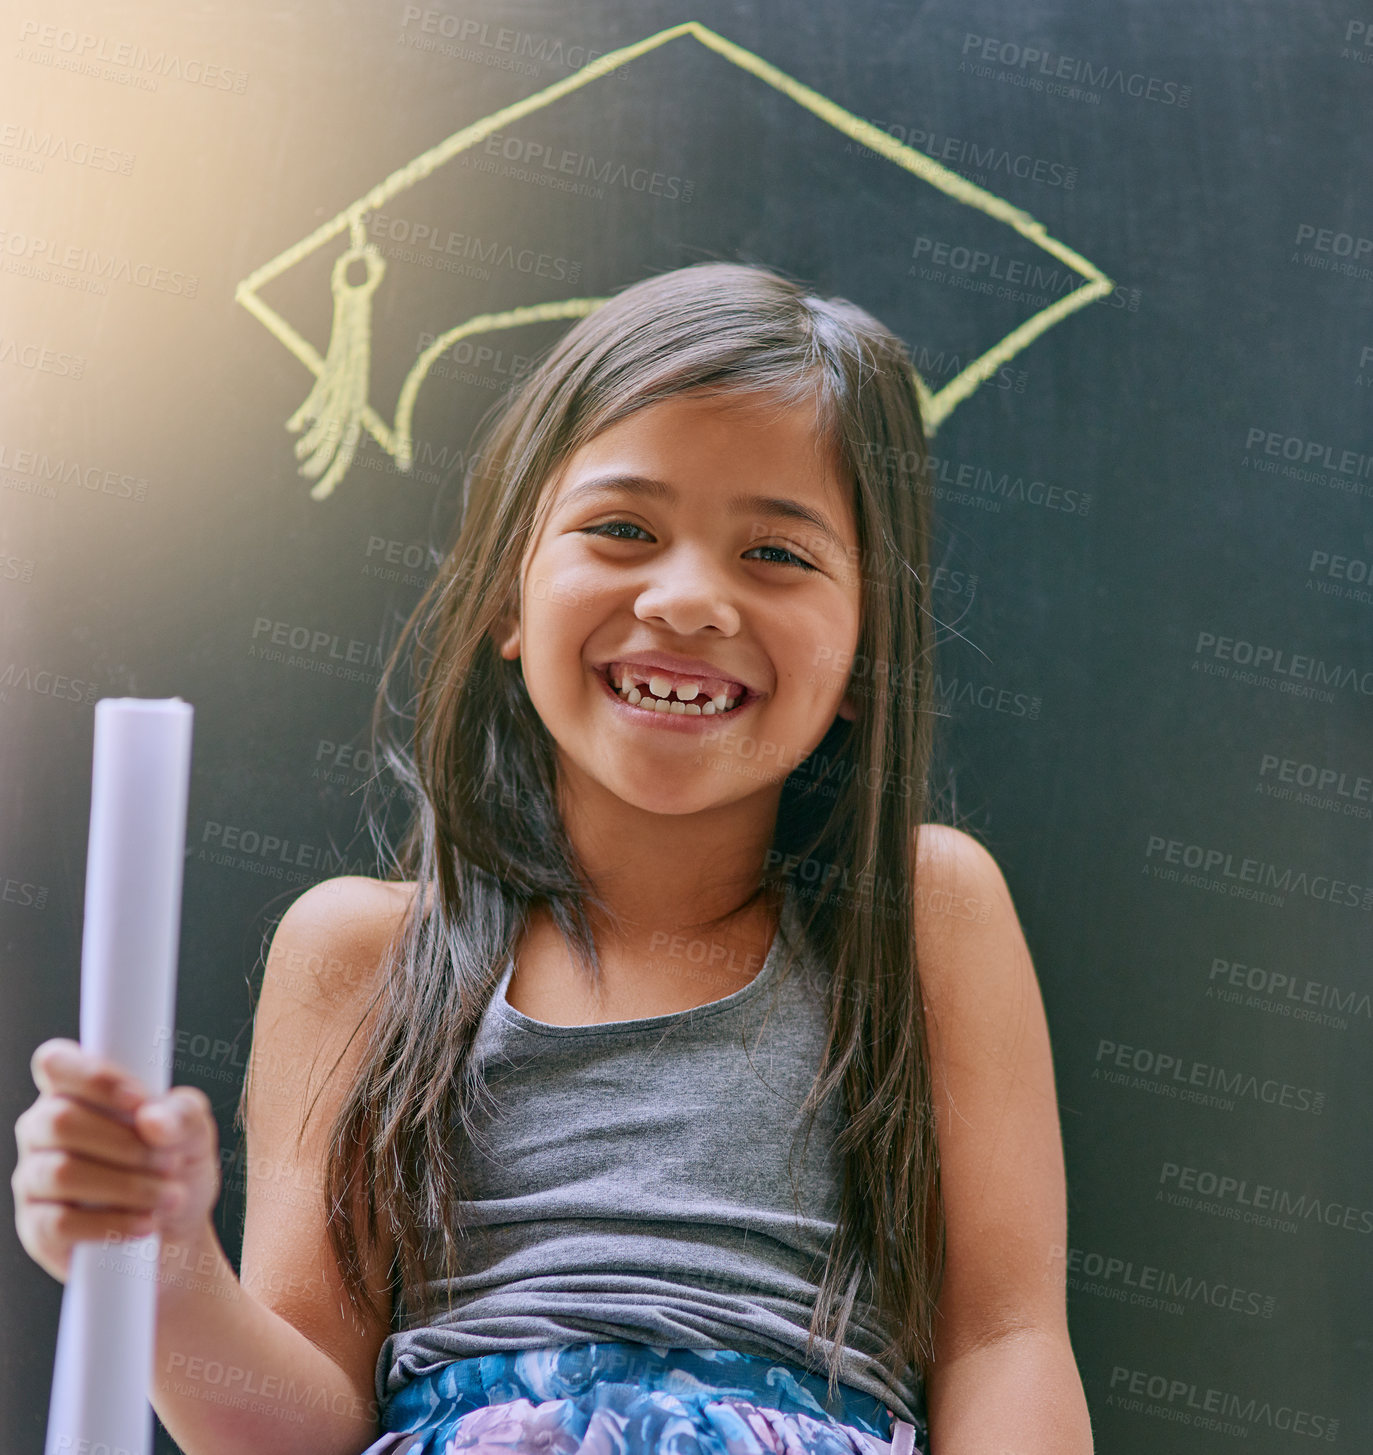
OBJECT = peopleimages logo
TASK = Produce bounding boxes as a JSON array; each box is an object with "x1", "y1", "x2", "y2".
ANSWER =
[
  {"x1": 1106, "y1": 1365, "x2": 1339, "y2": 1441},
  {"x1": 847, "y1": 120, "x2": 1077, "y2": 189},
  {"x1": 1344, "y1": 20, "x2": 1373, "y2": 63},
  {"x1": 15, "y1": 21, "x2": 250, "y2": 93},
  {"x1": 0, "y1": 227, "x2": 199, "y2": 297},
  {"x1": 1306, "y1": 547, "x2": 1373, "y2": 608},
  {"x1": 1207, "y1": 955, "x2": 1370, "y2": 1031},
  {"x1": 1159, "y1": 1160, "x2": 1373, "y2": 1236},
  {"x1": 1192, "y1": 629, "x2": 1372, "y2": 702},
  {"x1": 1242, "y1": 425, "x2": 1373, "y2": 500},
  {"x1": 0, "y1": 121, "x2": 136, "y2": 176},
  {"x1": 195, "y1": 819, "x2": 372, "y2": 884},
  {"x1": 958, "y1": 33, "x2": 1192, "y2": 105},
  {"x1": 908, "y1": 235, "x2": 1141, "y2": 314},
  {"x1": 1290, "y1": 221, "x2": 1373, "y2": 283},
  {"x1": 1061, "y1": 1242, "x2": 1275, "y2": 1319},
  {"x1": 247, "y1": 617, "x2": 385, "y2": 685},
  {"x1": 0, "y1": 439, "x2": 149, "y2": 500},
  {"x1": 0, "y1": 335, "x2": 86, "y2": 378},
  {"x1": 0, "y1": 663, "x2": 99, "y2": 705},
  {"x1": 398, "y1": 9, "x2": 624, "y2": 80},
  {"x1": 1245, "y1": 426, "x2": 1373, "y2": 479},
  {"x1": 367, "y1": 213, "x2": 582, "y2": 283},
  {"x1": 1093, "y1": 1038, "x2": 1325, "y2": 1115},
  {"x1": 1144, "y1": 834, "x2": 1373, "y2": 912},
  {"x1": 1257, "y1": 751, "x2": 1373, "y2": 821}
]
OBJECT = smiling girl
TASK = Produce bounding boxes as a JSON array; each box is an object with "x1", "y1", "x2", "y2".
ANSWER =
[{"x1": 14, "y1": 262, "x2": 1093, "y2": 1455}]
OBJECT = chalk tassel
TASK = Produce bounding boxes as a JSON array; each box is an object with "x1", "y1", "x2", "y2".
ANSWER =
[{"x1": 286, "y1": 242, "x2": 385, "y2": 500}]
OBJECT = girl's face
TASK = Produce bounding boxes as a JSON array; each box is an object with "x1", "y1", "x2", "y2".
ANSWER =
[{"x1": 498, "y1": 389, "x2": 863, "y2": 818}]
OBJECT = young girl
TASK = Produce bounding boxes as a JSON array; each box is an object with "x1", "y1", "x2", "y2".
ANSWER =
[{"x1": 14, "y1": 262, "x2": 1093, "y2": 1455}]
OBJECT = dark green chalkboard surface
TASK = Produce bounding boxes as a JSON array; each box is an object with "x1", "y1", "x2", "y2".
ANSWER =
[{"x1": 2, "y1": 4, "x2": 1368, "y2": 1451}]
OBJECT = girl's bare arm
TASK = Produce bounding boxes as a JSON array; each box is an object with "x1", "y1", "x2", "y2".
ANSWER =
[
  {"x1": 148, "y1": 1203, "x2": 383, "y2": 1455},
  {"x1": 914, "y1": 825, "x2": 1094, "y2": 1455},
  {"x1": 151, "y1": 875, "x2": 406, "y2": 1454},
  {"x1": 14, "y1": 876, "x2": 406, "y2": 1455}
]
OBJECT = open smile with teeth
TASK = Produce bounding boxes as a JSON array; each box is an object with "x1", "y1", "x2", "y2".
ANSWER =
[{"x1": 605, "y1": 664, "x2": 747, "y2": 716}]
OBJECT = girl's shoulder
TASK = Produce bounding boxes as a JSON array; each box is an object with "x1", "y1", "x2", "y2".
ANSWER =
[
  {"x1": 259, "y1": 874, "x2": 419, "y2": 1014},
  {"x1": 242, "y1": 877, "x2": 413, "y2": 1389},
  {"x1": 911, "y1": 823, "x2": 1023, "y2": 993},
  {"x1": 914, "y1": 822, "x2": 1006, "y2": 900},
  {"x1": 907, "y1": 831, "x2": 1069, "y2": 1363},
  {"x1": 919, "y1": 826, "x2": 1000, "y2": 878},
  {"x1": 279, "y1": 871, "x2": 418, "y2": 934}
]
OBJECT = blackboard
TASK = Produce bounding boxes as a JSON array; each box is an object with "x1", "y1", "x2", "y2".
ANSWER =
[{"x1": 2, "y1": 4, "x2": 1369, "y2": 1451}]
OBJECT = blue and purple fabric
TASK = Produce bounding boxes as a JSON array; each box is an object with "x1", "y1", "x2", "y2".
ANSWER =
[{"x1": 361, "y1": 1343, "x2": 927, "y2": 1455}]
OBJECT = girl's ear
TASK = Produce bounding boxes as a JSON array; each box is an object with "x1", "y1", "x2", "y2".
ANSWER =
[
  {"x1": 837, "y1": 692, "x2": 857, "y2": 722},
  {"x1": 495, "y1": 613, "x2": 521, "y2": 661}
]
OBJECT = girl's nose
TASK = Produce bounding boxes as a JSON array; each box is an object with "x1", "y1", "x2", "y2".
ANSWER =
[{"x1": 632, "y1": 553, "x2": 742, "y2": 635}]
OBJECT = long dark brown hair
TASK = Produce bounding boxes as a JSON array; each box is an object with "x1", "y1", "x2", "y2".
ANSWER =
[{"x1": 318, "y1": 261, "x2": 945, "y2": 1398}]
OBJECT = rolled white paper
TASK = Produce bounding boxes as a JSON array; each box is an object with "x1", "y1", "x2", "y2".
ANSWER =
[{"x1": 45, "y1": 697, "x2": 194, "y2": 1455}]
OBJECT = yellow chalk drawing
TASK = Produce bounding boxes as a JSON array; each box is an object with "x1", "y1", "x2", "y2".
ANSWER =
[
  {"x1": 283, "y1": 219, "x2": 387, "y2": 491},
  {"x1": 235, "y1": 20, "x2": 1113, "y2": 501}
]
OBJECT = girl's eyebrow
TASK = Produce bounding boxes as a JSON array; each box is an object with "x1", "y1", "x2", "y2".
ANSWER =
[{"x1": 559, "y1": 472, "x2": 848, "y2": 557}]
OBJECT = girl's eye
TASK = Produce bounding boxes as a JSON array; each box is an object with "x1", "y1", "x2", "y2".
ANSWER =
[
  {"x1": 748, "y1": 544, "x2": 816, "y2": 571},
  {"x1": 583, "y1": 521, "x2": 651, "y2": 543},
  {"x1": 581, "y1": 522, "x2": 817, "y2": 572}
]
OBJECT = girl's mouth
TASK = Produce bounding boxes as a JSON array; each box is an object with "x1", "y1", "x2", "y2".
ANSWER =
[{"x1": 595, "y1": 664, "x2": 757, "y2": 729}]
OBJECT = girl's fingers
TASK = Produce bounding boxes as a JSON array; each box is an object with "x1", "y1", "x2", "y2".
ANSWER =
[
  {"x1": 16, "y1": 1095, "x2": 173, "y2": 1172},
  {"x1": 16, "y1": 1048, "x2": 224, "y2": 1282},
  {"x1": 18, "y1": 1148, "x2": 169, "y2": 1211},
  {"x1": 31, "y1": 1203, "x2": 158, "y2": 1266},
  {"x1": 134, "y1": 1087, "x2": 217, "y2": 1153},
  {"x1": 18, "y1": 1043, "x2": 178, "y2": 1170},
  {"x1": 30, "y1": 1039, "x2": 149, "y2": 1116}
]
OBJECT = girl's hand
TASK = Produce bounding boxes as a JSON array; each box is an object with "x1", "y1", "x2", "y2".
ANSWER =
[{"x1": 12, "y1": 1038, "x2": 223, "y2": 1282}]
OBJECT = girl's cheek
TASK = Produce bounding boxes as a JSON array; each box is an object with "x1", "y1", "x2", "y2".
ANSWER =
[
  {"x1": 532, "y1": 568, "x2": 615, "y2": 617},
  {"x1": 526, "y1": 569, "x2": 594, "y2": 612}
]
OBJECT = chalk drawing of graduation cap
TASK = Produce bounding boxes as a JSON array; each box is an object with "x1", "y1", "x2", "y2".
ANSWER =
[{"x1": 234, "y1": 19, "x2": 1112, "y2": 502}]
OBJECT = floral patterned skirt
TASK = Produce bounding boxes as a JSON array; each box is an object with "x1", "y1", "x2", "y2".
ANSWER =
[{"x1": 364, "y1": 1343, "x2": 927, "y2": 1455}]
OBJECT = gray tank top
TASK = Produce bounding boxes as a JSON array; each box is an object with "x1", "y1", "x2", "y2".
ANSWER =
[{"x1": 378, "y1": 884, "x2": 925, "y2": 1426}]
